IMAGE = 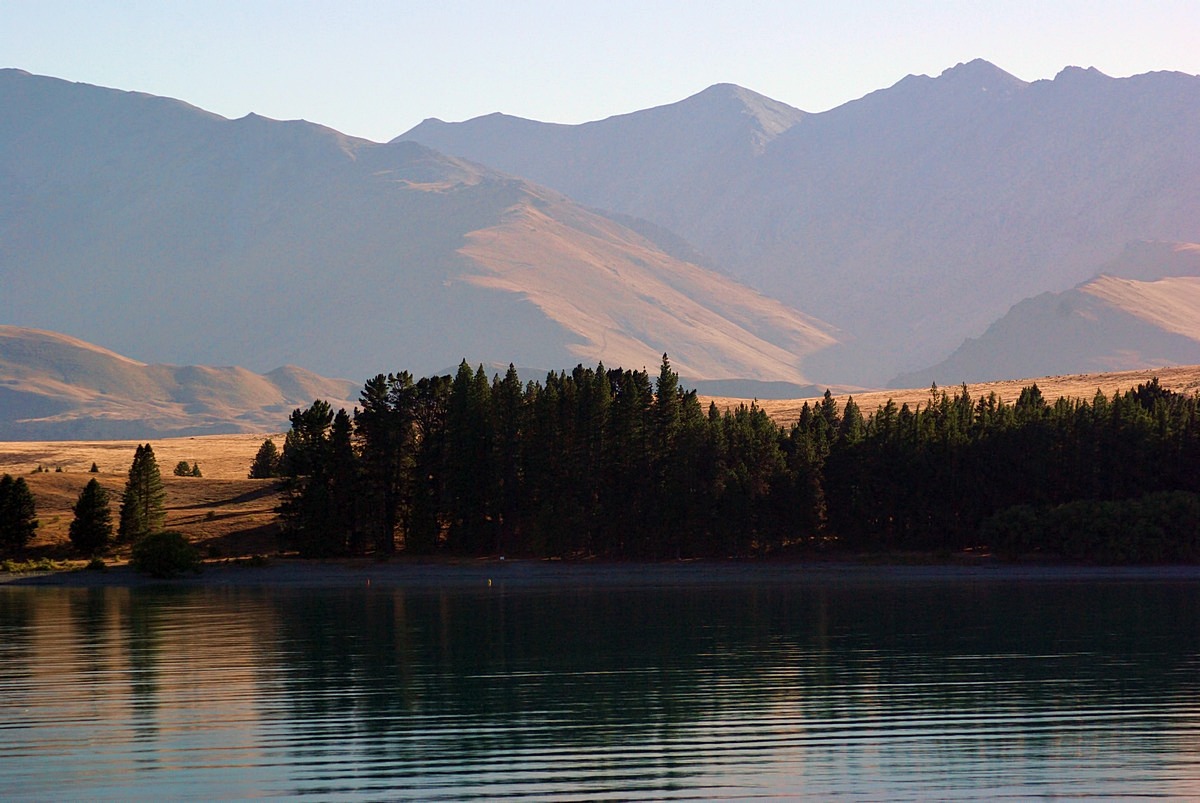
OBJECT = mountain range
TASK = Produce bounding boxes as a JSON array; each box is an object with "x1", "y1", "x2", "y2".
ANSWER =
[
  {"x1": 402, "y1": 60, "x2": 1200, "y2": 384},
  {"x1": 0, "y1": 68, "x2": 832, "y2": 388},
  {"x1": 3, "y1": 61, "x2": 1200, "y2": 430}
]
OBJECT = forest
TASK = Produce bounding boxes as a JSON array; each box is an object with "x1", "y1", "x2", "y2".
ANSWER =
[{"x1": 275, "y1": 357, "x2": 1200, "y2": 564}]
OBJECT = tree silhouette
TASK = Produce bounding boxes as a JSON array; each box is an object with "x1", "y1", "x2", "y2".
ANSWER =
[
  {"x1": 0, "y1": 474, "x2": 39, "y2": 551},
  {"x1": 69, "y1": 478, "x2": 112, "y2": 555},
  {"x1": 118, "y1": 444, "x2": 166, "y2": 542},
  {"x1": 249, "y1": 438, "x2": 282, "y2": 478}
]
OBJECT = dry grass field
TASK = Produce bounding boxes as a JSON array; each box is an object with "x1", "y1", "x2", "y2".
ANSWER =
[
  {"x1": 1, "y1": 433, "x2": 283, "y2": 561},
  {"x1": 704, "y1": 365, "x2": 1200, "y2": 428}
]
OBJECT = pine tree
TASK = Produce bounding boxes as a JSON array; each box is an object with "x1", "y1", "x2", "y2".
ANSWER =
[
  {"x1": 118, "y1": 444, "x2": 166, "y2": 542},
  {"x1": 69, "y1": 478, "x2": 112, "y2": 555},
  {"x1": 174, "y1": 460, "x2": 192, "y2": 476},
  {"x1": 0, "y1": 474, "x2": 39, "y2": 551},
  {"x1": 249, "y1": 438, "x2": 282, "y2": 478},
  {"x1": 190, "y1": 462, "x2": 202, "y2": 477}
]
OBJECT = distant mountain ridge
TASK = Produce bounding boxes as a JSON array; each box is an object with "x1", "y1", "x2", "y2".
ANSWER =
[
  {"x1": 401, "y1": 60, "x2": 1200, "y2": 384},
  {"x1": 0, "y1": 68, "x2": 834, "y2": 387},
  {"x1": 0, "y1": 326, "x2": 359, "y2": 439},
  {"x1": 892, "y1": 242, "x2": 1200, "y2": 387},
  {"x1": 5, "y1": 63, "x2": 1200, "y2": 391}
]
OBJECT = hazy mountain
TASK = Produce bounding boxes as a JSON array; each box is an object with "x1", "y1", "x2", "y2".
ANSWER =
[
  {"x1": 403, "y1": 83, "x2": 806, "y2": 246},
  {"x1": 892, "y1": 242, "x2": 1200, "y2": 387},
  {"x1": 0, "y1": 69, "x2": 835, "y2": 389},
  {"x1": 0, "y1": 326, "x2": 360, "y2": 439},
  {"x1": 401, "y1": 60, "x2": 1200, "y2": 384}
]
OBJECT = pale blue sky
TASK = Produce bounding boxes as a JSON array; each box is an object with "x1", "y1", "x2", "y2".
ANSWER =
[{"x1": 4, "y1": 1, "x2": 1198, "y2": 142}]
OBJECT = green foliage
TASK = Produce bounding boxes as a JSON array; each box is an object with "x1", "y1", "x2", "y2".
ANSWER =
[
  {"x1": 1, "y1": 557, "x2": 64, "y2": 573},
  {"x1": 278, "y1": 403, "x2": 360, "y2": 557},
  {"x1": 0, "y1": 474, "x2": 39, "y2": 551},
  {"x1": 174, "y1": 460, "x2": 192, "y2": 477},
  {"x1": 983, "y1": 492, "x2": 1200, "y2": 564},
  {"x1": 90, "y1": 462, "x2": 99, "y2": 473},
  {"x1": 190, "y1": 462, "x2": 202, "y2": 477},
  {"x1": 249, "y1": 438, "x2": 282, "y2": 478},
  {"x1": 118, "y1": 444, "x2": 166, "y2": 542},
  {"x1": 270, "y1": 366, "x2": 1200, "y2": 564},
  {"x1": 69, "y1": 478, "x2": 113, "y2": 555},
  {"x1": 130, "y1": 530, "x2": 201, "y2": 578}
]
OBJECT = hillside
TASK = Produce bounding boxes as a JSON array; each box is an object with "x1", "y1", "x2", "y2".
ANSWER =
[
  {"x1": 401, "y1": 61, "x2": 1200, "y2": 385},
  {"x1": 895, "y1": 242, "x2": 1200, "y2": 386},
  {"x1": 0, "y1": 69, "x2": 834, "y2": 388},
  {"x1": 0, "y1": 326, "x2": 359, "y2": 439}
]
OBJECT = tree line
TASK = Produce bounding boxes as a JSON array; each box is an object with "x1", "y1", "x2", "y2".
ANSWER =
[{"x1": 274, "y1": 358, "x2": 1200, "y2": 563}]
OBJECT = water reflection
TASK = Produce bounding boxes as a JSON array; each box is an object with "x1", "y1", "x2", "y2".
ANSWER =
[{"x1": 1, "y1": 578, "x2": 1199, "y2": 799}]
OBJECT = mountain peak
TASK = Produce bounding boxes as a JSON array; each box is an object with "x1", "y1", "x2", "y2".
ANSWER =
[
  {"x1": 1053, "y1": 65, "x2": 1110, "y2": 83},
  {"x1": 670, "y1": 83, "x2": 805, "y2": 142},
  {"x1": 937, "y1": 58, "x2": 1027, "y2": 91}
]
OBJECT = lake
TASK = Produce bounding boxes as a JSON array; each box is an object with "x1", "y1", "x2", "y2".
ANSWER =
[{"x1": 2, "y1": 566, "x2": 1200, "y2": 799}]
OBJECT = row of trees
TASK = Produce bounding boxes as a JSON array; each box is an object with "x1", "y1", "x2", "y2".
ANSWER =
[{"x1": 275, "y1": 358, "x2": 1200, "y2": 562}]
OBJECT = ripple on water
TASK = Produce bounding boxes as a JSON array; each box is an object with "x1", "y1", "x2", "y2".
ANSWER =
[{"x1": 2, "y1": 582, "x2": 1200, "y2": 800}]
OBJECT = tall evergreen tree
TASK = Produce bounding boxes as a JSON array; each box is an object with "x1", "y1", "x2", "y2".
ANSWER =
[
  {"x1": 278, "y1": 401, "x2": 356, "y2": 557},
  {"x1": 445, "y1": 362, "x2": 496, "y2": 553},
  {"x1": 118, "y1": 444, "x2": 166, "y2": 542},
  {"x1": 249, "y1": 438, "x2": 282, "y2": 478},
  {"x1": 0, "y1": 474, "x2": 39, "y2": 551},
  {"x1": 69, "y1": 478, "x2": 112, "y2": 555},
  {"x1": 356, "y1": 373, "x2": 416, "y2": 556}
]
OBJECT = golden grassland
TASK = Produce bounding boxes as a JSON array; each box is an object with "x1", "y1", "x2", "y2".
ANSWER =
[
  {"x1": 4, "y1": 364, "x2": 1200, "y2": 563},
  {"x1": 1, "y1": 433, "x2": 283, "y2": 561},
  {"x1": 705, "y1": 364, "x2": 1200, "y2": 428}
]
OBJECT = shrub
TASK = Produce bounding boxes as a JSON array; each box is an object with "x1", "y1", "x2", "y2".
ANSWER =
[{"x1": 130, "y1": 531, "x2": 201, "y2": 578}]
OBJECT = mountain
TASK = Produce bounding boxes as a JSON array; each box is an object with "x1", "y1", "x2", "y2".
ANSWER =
[
  {"x1": 403, "y1": 83, "x2": 806, "y2": 245},
  {"x1": 400, "y1": 60, "x2": 1200, "y2": 384},
  {"x1": 0, "y1": 326, "x2": 360, "y2": 439},
  {"x1": 0, "y1": 69, "x2": 835, "y2": 388},
  {"x1": 892, "y1": 242, "x2": 1200, "y2": 386}
]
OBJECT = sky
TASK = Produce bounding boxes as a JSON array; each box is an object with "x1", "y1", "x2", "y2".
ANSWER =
[{"x1": 4, "y1": 1, "x2": 1200, "y2": 143}]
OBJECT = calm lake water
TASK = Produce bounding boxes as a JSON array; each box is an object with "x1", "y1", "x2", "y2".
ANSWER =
[{"x1": 2, "y1": 570, "x2": 1200, "y2": 800}]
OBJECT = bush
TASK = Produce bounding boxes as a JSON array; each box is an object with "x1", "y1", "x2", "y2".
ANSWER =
[{"x1": 130, "y1": 531, "x2": 201, "y2": 578}]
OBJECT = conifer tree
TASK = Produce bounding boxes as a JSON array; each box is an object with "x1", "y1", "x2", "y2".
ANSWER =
[
  {"x1": 69, "y1": 478, "x2": 112, "y2": 555},
  {"x1": 118, "y1": 444, "x2": 166, "y2": 542},
  {"x1": 0, "y1": 474, "x2": 39, "y2": 551},
  {"x1": 249, "y1": 438, "x2": 282, "y2": 478}
]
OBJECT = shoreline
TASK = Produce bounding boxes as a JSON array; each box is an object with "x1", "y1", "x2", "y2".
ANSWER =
[{"x1": 5, "y1": 557, "x2": 1200, "y2": 590}]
